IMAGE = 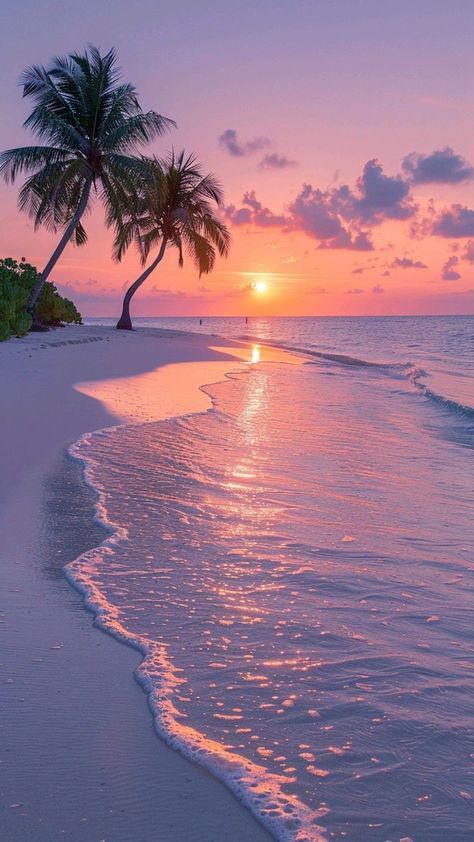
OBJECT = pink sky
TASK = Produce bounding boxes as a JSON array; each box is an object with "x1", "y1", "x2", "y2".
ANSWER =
[{"x1": 1, "y1": 1, "x2": 473, "y2": 316}]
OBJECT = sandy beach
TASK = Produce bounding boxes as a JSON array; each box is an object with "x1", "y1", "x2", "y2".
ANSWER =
[{"x1": 0, "y1": 324, "x2": 272, "y2": 841}]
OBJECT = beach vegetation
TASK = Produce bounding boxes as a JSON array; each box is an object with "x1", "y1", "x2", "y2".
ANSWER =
[
  {"x1": 115, "y1": 152, "x2": 230, "y2": 330},
  {"x1": 0, "y1": 257, "x2": 81, "y2": 340},
  {"x1": 0, "y1": 46, "x2": 175, "y2": 326}
]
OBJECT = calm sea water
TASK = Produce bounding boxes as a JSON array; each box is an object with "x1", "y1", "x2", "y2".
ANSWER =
[
  {"x1": 73, "y1": 317, "x2": 474, "y2": 840},
  {"x1": 87, "y1": 315, "x2": 474, "y2": 412}
]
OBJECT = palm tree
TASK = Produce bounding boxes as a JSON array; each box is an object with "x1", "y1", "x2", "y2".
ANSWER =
[
  {"x1": 0, "y1": 45, "x2": 175, "y2": 320},
  {"x1": 115, "y1": 152, "x2": 230, "y2": 330}
]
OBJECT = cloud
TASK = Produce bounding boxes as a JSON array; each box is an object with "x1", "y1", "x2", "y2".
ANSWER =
[
  {"x1": 56, "y1": 282, "x2": 113, "y2": 299},
  {"x1": 441, "y1": 255, "x2": 461, "y2": 281},
  {"x1": 402, "y1": 147, "x2": 473, "y2": 184},
  {"x1": 288, "y1": 159, "x2": 415, "y2": 247},
  {"x1": 462, "y1": 240, "x2": 474, "y2": 263},
  {"x1": 311, "y1": 286, "x2": 328, "y2": 294},
  {"x1": 241, "y1": 191, "x2": 264, "y2": 211},
  {"x1": 225, "y1": 158, "x2": 416, "y2": 250},
  {"x1": 316, "y1": 230, "x2": 374, "y2": 250},
  {"x1": 346, "y1": 287, "x2": 364, "y2": 294},
  {"x1": 150, "y1": 286, "x2": 187, "y2": 297},
  {"x1": 431, "y1": 204, "x2": 474, "y2": 237},
  {"x1": 224, "y1": 278, "x2": 276, "y2": 297},
  {"x1": 288, "y1": 184, "x2": 374, "y2": 250},
  {"x1": 197, "y1": 284, "x2": 211, "y2": 293},
  {"x1": 288, "y1": 185, "x2": 344, "y2": 239},
  {"x1": 352, "y1": 267, "x2": 364, "y2": 274},
  {"x1": 346, "y1": 159, "x2": 417, "y2": 224},
  {"x1": 218, "y1": 129, "x2": 271, "y2": 157},
  {"x1": 382, "y1": 270, "x2": 391, "y2": 276},
  {"x1": 223, "y1": 205, "x2": 253, "y2": 225},
  {"x1": 372, "y1": 284, "x2": 385, "y2": 293},
  {"x1": 225, "y1": 190, "x2": 288, "y2": 228},
  {"x1": 259, "y1": 153, "x2": 298, "y2": 170},
  {"x1": 391, "y1": 256, "x2": 428, "y2": 269}
]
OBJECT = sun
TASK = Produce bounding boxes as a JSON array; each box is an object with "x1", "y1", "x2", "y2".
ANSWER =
[{"x1": 254, "y1": 280, "x2": 268, "y2": 294}]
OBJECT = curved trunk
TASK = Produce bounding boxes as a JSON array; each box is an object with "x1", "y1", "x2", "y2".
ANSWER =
[
  {"x1": 116, "y1": 238, "x2": 168, "y2": 330},
  {"x1": 27, "y1": 178, "x2": 93, "y2": 319}
]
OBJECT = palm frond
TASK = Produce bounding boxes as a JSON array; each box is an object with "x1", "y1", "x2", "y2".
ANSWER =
[
  {"x1": 111, "y1": 216, "x2": 137, "y2": 261},
  {"x1": 183, "y1": 229, "x2": 216, "y2": 276},
  {"x1": 18, "y1": 159, "x2": 90, "y2": 230},
  {"x1": 102, "y1": 112, "x2": 176, "y2": 152},
  {"x1": 72, "y1": 220, "x2": 88, "y2": 246},
  {"x1": 0, "y1": 146, "x2": 73, "y2": 183},
  {"x1": 99, "y1": 83, "x2": 146, "y2": 135},
  {"x1": 198, "y1": 214, "x2": 231, "y2": 256},
  {"x1": 175, "y1": 235, "x2": 184, "y2": 268},
  {"x1": 21, "y1": 65, "x2": 83, "y2": 141}
]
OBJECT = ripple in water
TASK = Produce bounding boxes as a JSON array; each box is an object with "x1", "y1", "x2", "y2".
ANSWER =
[{"x1": 69, "y1": 356, "x2": 474, "y2": 841}]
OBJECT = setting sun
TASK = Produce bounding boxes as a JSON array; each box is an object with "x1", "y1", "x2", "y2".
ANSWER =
[{"x1": 254, "y1": 280, "x2": 268, "y2": 294}]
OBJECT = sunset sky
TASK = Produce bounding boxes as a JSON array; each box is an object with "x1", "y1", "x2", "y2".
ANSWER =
[{"x1": 1, "y1": 0, "x2": 474, "y2": 316}]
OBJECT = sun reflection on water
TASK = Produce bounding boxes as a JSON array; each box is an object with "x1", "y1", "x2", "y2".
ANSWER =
[{"x1": 251, "y1": 344, "x2": 261, "y2": 364}]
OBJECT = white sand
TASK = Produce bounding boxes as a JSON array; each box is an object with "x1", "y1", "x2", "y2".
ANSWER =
[{"x1": 0, "y1": 325, "x2": 272, "y2": 841}]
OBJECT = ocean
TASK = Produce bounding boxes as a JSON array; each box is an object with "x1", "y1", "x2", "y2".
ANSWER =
[{"x1": 72, "y1": 316, "x2": 474, "y2": 841}]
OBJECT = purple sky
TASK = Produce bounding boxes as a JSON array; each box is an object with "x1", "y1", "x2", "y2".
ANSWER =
[{"x1": 1, "y1": 1, "x2": 474, "y2": 315}]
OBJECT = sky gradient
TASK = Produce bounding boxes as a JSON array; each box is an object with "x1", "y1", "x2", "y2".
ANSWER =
[{"x1": 1, "y1": 0, "x2": 474, "y2": 316}]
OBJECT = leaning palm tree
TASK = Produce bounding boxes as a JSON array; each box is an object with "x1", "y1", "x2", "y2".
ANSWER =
[
  {"x1": 0, "y1": 45, "x2": 175, "y2": 320},
  {"x1": 115, "y1": 152, "x2": 230, "y2": 330}
]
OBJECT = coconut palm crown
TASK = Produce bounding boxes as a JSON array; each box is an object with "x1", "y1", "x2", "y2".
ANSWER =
[
  {"x1": 0, "y1": 45, "x2": 175, "y2": 315},
  {"x1": 115, "y1": 151, "x2": 231, "y2": 330}
]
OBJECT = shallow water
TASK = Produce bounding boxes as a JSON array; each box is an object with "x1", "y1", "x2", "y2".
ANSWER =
[
  {"x1": 87, "y1": 315, "x2": 474, "y2": 412},
  {"x1": 71, "y1": 319, "x2": 474, "y2": 841}
]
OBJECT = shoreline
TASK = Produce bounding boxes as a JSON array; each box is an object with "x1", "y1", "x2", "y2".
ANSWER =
[{"x1": 0, "y1": 325, "x2": 272, "y2": 841}]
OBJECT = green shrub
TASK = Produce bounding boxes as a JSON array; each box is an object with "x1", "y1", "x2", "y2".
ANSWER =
[
  {"x1": 0, "y1": 321, "x2": 12, "y2": 341},
  {"x1": 11, "y1": 311, "x2": 33, "y2": 337},
  {"x1": 0, "y1": 257, "x2": 82, "y2": 341}
]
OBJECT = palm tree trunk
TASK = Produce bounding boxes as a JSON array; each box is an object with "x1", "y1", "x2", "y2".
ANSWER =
[
  {"x1": 116, "y1": 237, "x2": 168, "y2": 330},
  {"x1": 27, "y1": 178, "x2": 93, "y2": 317}
]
